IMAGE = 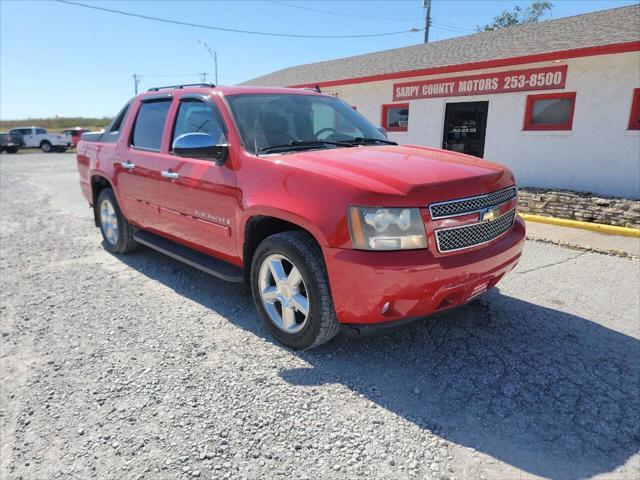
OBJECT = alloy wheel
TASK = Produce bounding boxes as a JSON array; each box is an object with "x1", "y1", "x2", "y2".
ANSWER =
[
  {"x1": 258, "y1": 253, "x2": 310, "y2": 334},
  {"x1": 99, "y1": 199, "x2": 119, "y2": 245}
]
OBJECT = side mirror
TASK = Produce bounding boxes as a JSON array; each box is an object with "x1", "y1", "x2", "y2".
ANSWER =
[
  {"x1": 172, "y1": 132, "x2": 228, "y2": 165},
  {"x1": 377, "y1": 127, "x2": 388, "y2": 138}
]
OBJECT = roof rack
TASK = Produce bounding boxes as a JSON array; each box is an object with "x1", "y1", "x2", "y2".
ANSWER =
[
  {"x1": 147, "y1": 83, "x2": 216, "y2": 92},
  {"x1": 300, "y1": 85, "x2": 322, "y2": 93}
]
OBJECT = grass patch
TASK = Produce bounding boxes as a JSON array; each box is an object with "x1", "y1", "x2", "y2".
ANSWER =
[{"x1": 0, "y1": 117, "x2": 111, "y2": 132}]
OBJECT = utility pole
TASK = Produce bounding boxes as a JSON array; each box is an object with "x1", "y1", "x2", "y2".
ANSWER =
[
  {"x1": 133, "y1": 74, "x2": 140, "y2": 95},
  {"x1": 423, "y1": 0, "x2": 432, "y2": 43},
  {"x1": 198, "y1": 41, "x2": 218, "y2": 85},
  {"x1": 201, "y1": 72, "x2": 208, "y2": 83}
]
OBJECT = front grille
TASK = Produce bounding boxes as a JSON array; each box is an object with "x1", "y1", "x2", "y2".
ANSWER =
[
  {"x1": 429, "y1": 186, "x2": 517, "y2": 219},
  {"x1": 436, "y1": 209, "x2": 516, "y2": 252}
]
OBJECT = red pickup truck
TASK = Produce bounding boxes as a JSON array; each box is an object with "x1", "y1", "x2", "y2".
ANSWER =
[{"x1": 77, "y1": 83, "x2": 525, "y2": 349}]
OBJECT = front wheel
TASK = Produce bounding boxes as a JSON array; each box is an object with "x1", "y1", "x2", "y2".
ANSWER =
[
  {"x1": 40, "y1": 141, "x2": 52, "y2": 153},
  {"x1": 251, "y1": 231, "x2": 340, "y2": 349}
]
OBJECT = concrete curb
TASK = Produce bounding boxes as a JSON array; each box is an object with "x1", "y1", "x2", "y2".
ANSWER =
[{"x1": 519, "y1": 213, "x2": 640, "y2": 238}]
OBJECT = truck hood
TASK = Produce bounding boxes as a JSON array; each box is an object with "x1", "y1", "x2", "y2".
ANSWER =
[{"x1": 275, "y1": 145, "x2": 515, "y2": 206}]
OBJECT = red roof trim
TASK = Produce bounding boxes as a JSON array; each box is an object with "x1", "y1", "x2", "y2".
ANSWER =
[{"x1": 289, "y1": 41, "x2": 640, "y2": 89}]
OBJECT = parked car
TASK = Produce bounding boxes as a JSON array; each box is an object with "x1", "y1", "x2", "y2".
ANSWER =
[
  {"x1": 76, "y1": 84, "x2": 525, "y2": 349},
  {"x1": 8, "y1": 126, "x2": 71, "y2": 152},
  {"x1": 0, "y1": 132, "x2": 20, "y2": 153},
  {"x1": 61, "y1": 127, "x2": 90, "y2": 148}
]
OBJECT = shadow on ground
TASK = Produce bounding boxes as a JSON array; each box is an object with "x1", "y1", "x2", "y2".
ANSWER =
[{"x1": 113, "y1": 245, "x2": 640, "y2": 480}]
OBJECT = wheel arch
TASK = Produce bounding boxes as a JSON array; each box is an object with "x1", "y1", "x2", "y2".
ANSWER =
[
  {"x1": 241, "y1": 211, "x2": 326, "y2": 286},
  {"x1": 90, "y1": 174, "x2": 114, "y2": 227}
]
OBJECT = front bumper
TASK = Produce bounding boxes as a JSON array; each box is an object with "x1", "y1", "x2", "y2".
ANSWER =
[{"x1": 323, "y1": 216, "x2": 525, "y2": 325}]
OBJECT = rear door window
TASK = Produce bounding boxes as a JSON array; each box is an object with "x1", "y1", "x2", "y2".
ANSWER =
[{"x1": 131, "y1": 100, "x2": 171, "y2": 151}]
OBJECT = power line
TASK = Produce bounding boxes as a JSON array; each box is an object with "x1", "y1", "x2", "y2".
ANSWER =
[
  {"x1": 139, "y1": 73, "x2": 207, "y2": 78},
  {"x1": 267, "y1": 1, "x2": 477, "y2": 34},
  {"x1": 54, "y1": 0, "x2": 424, "y2": 39},
  {"x1": 266, "y1": 0, "x2": 416, "y2": 21},
  {"x1": 431, "y1": 19, "x2": 477, "y2": 33}
]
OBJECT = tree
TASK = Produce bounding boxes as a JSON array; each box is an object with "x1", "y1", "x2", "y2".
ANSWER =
[{"x1": 478, "y1": 1, "x2": 553, "y2": 32}]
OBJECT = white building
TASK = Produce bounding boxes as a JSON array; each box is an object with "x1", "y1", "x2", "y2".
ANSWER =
[{"x1": 243, "y1": 5, "x2": 640, "y2": 199}]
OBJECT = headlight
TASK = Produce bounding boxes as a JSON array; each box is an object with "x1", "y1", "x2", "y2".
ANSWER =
[{"x1": 348, "y1": 207, "x2": 427, "y2": 250}]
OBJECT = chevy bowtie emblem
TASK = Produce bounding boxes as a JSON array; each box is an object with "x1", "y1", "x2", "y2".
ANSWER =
[{"x1": 480, "y1": 207, "x2": 499, "y2": 222}]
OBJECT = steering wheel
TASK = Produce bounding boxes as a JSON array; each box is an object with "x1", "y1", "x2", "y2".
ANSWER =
[{"x1": 314, "y1": 127, "x2": 339, "y2": 139}]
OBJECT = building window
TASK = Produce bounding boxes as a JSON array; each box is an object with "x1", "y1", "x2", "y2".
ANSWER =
[
  {"x1": 382, "y1": 103, "x2": 409, "y2": 132},
  {"x1": 629, "y1": 88, "x2": 640, "y2": 130},
  {"x1": 523, "y1": 92, "x2": 576, "y2": 131}
]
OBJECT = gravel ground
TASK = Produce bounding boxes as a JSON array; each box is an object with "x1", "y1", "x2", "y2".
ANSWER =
[{"x1": 1, "y1": 153, "x2": 639, "y2": 480}]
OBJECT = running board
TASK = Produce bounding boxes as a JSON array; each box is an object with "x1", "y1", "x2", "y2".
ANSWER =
[{"x1": 133, "y1": 230, "x2": 243, "y2": 283}]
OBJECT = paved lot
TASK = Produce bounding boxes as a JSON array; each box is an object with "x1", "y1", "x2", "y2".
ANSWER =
[
  {"x1": 525, "y1": 221, "x2": 640, "y2": 257},
  {"x1": 1, "y1": 153, "x2": 639, "y2": 480}
]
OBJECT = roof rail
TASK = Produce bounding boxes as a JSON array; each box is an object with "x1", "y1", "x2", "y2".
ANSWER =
[{"x1": 147, "y1": 83, "x2": 216, "y2": 92}]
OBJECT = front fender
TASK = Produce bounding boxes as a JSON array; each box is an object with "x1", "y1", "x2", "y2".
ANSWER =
[{"x1": 238, "y1": 205, "x2": 331, "y2": 248}]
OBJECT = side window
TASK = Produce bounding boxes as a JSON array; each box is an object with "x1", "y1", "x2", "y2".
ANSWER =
[
  {"x1": 108, "y1": 103, "x2": 130, "y2": 134},
  {"x1": 382, "y1": 104, "x2": 410, "y2": 132},
  {"x1": 172, "y1": 100, "x2": 225, "y2": 146},
  {"x1": 523, "y1": 92, "x2": 576, "y2": 131},
  {"x1": 36, "y1": 128, "x2": 46, "y2": 134},
  {"x1": 131, "y1": 100, "x2": 171, "y2": 151},
  {"x1": 101, "y1": 102, "x2": 131, "y2": 144}
]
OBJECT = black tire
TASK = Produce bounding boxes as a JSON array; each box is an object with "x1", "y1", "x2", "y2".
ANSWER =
[
  {"x1": 40, "y1": 141, "x2": 52, "y2": 153},
  {"x1": 96, "y1": 188, "x2": 139, "y2": 254},
  {"x1": 7, "y1": 147, "x2": 18, "y2": 154},
  {"x1": 251, "y1": 231, "x2": 340, "y2": 349}
]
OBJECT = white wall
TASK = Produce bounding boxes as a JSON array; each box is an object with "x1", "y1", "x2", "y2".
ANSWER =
[{"x1": 326, "y1": 52, "x2": 640, "y2": 199}]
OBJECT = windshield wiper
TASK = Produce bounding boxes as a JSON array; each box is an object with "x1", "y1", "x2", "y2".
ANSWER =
[
  {"x1": 348, "y1": 137, "x2": 398, "y2": 145},
  {"x1": 259, "y1": 140, "x2": 353, "y2": 154}
]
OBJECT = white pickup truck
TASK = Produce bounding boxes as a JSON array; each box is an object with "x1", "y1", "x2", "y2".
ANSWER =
[{"x1": 8, "y1": 126, "x2": 71, "y2": 153}]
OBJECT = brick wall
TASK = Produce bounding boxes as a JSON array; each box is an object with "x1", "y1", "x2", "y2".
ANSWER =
[{"x1": 517, "y1": 188, "x2": 640, "y2": 229}]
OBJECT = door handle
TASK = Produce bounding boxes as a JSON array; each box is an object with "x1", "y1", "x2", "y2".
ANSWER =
[
  {"x1": 120, "y1": 161, "x2": 135, "y2": 170},
  {"x1": 161, "y1": 170, "x2": 179, "y2": 179}
]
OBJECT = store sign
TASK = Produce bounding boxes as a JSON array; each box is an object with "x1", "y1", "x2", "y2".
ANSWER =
[{"x1": 392, "y1": 65, "x2": 567, "y2": 101}]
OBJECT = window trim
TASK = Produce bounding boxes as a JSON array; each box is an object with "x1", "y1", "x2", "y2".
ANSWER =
[
  {"x1": 523, "y1": 92, "x2": 576, "y2": 131},
  {"x1": 628, "y1": 88, "x2": 640, "y2": 130},
  {"x1": 381, "y1": 103, "x2": 409, "y2": 132}
]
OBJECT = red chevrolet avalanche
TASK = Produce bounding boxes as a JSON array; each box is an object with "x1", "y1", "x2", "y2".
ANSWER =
[{"x1": 77, "y1": 84, "x2": 525, "y2": 349}]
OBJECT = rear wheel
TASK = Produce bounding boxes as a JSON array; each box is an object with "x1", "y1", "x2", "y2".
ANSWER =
[
  {"x1": 251, "y1": 231, "x2": 340, "y2": 349},
  {"x1": 7, "y1": 147, "x2": 18, "y2": 153},
  {"x1": 40, "y1": 141, "x2": 52, "y2": 153},
  {"x1": 96, "y1": 188, "x2": 138, "y2": 254}
]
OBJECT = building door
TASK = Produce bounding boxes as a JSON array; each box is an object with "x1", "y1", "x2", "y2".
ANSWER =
[{"x1": 442, "y1": 101, "x2": 489, "y2": 158}]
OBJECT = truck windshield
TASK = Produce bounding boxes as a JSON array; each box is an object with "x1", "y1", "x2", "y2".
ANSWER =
[{"x1": 226, "y1": 94, "x2": 388, "y2": 154}]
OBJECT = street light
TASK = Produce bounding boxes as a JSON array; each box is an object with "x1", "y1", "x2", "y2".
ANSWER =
[{"x1": 197, "y1": 41, "x2": 218, "y2": 85}]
